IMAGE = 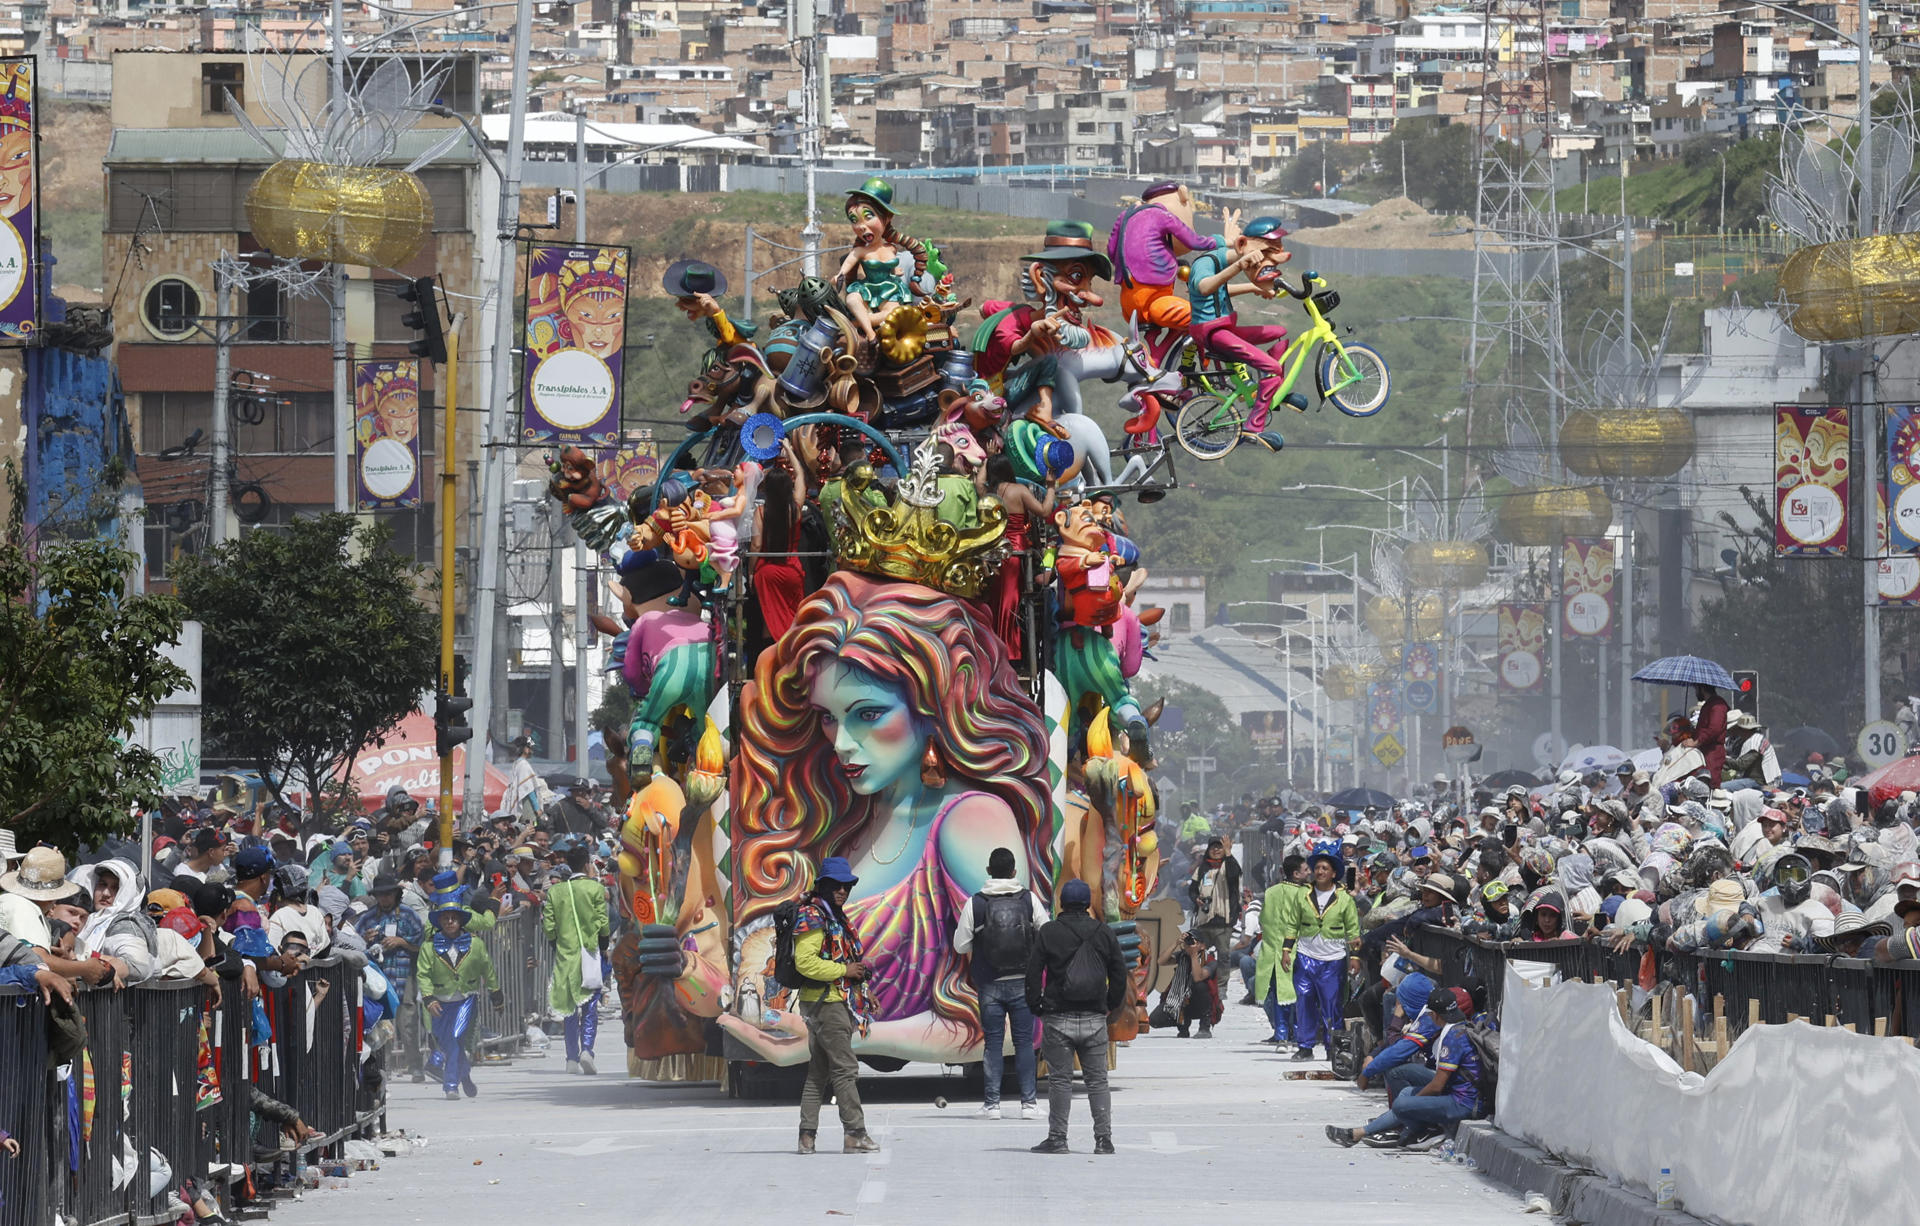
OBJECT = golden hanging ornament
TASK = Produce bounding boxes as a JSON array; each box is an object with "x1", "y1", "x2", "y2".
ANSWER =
[
  {"x1": 1497, "y1": 485, "x2": 1613, "y2": 546},
  {"x1": 1402, "y1": 540, "x2": 1488, "y2": 590},
  {"x1": 1558, "y1": 408, "x2": 1696, "y2": 480},
  {"x1": 1777, "y1": 233, "x2": 1920, "y2": 343},
  {"x1": 245, "y1": 160, "x2": 435, "y2": 268}
]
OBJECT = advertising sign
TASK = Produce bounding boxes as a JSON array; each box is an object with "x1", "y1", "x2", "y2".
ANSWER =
[
  {"x1": 1562, "y1": 536, "x2": 1617, "y2": 637},
  {"x1": 1497, "y1": 602, "x2": 1547, "y2": 693},
  {"x1": 523, "y1": 243, "x2": 630, "y2": 445},
  {"x1": 0, "y1": 59, "x2": 39, "y2": 342},
  {"x1": 354, "y1": 359, "x2": 423, "y2": 510},
  {"x1": 1773, "y1": 404, "x2": 1849, "y2": 556}
]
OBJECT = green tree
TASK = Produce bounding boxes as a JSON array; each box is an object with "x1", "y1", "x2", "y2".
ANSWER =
[
  {"x1": 1688, "y1": 486, "x2": 1920, "y2": 741},
  {"x1": 0, "y1": 469, "x2": 190, "y2": 852},
  {"x1": 174, "y1": 514, "x2": 439, "y2": 826},
  {"x1": 1145, "y1": 678, "x2": 1278, "y2": 809},
  {"x1": 1369, "y1": 120, "x2": 1481, "y2": 214}
]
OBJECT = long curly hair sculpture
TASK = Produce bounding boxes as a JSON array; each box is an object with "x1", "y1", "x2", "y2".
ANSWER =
[{"x1": 732, "y1": 572, "x2": 1052, "y2": 1042}]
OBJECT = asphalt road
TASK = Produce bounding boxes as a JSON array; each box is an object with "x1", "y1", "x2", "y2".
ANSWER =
[{"x1": 273, "y1": 996, "x2": 1539, "y2": 1225}]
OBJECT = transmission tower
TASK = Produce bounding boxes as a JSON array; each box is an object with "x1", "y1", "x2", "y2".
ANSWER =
[{"x1": 1465, "y1": 0, "x2": 1564, "y2": 436}]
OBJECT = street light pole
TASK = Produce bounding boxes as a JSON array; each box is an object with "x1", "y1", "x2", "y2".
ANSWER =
[
  {"x1": 465, "y1": 0, "x2": 535, "y2": 822},
  {"x1": 1859, "y1": 0, "x2": 1882, "y2": 728},
  {"x1": 573, "y1": 113, "x2": 593, "y2": 778}
]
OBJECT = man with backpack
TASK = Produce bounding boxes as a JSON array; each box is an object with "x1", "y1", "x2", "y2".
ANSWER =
[
  {"x1": 1025, "y1": 878, "x2": 1128, "y2": 1155},
  {"x1": 786, "y1": 856, "x2": 882, "y2": 1156},
  {"x1": 953, "y1": 847, "x2": 1049, "y2": 1120}
]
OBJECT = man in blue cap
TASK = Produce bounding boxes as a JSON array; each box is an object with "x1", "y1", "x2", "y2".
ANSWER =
[
  {"x1": 1025, "y1": 877, "x2": 1128, "y2": 1155},
  {"x1": 793, "y1": 856, "x2": 881, "y2": 1155},
  {"x1": 1185, "y1": 214, "x2": 1296, "y2": 449}
]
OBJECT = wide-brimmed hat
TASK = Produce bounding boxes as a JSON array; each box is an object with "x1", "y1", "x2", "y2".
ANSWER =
[
  {"x1": 1818, "y1": 912, "x2": 1890, "y2": 950},
  {"x1": 370, "y1": 872, "x2": 403, "y2": 894},
  {"x1": 844, "y1": 176, "x2": 901, "y2": 217},
  {"x1": 662, "y1": 257, "x2": 727, "y2": 299},
  {"x1": 1023, "y1": 219, "x2": 1112, "y2": 280},
  {"x1": 1422, "y1": 871, "x2": 1467, "y2": 906},
  {"x1": 816, "y1": 856, "x2": 860, "y2": 888},
  {"x1": 0, "y1": 846, "x2": 79, "y2": 900}
]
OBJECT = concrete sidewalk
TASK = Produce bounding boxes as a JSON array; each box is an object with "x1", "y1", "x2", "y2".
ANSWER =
[{"x1": 273, "y1": 998, "x2": 1537, "y2": 1225}]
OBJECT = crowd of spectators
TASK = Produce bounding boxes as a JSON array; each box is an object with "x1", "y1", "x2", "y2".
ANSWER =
[
  {"x1": 0, "y1": 777, "x2": 624, "y2": 1221},
  {"x1": 1149, "y1": 722, "x2": 1920, "y2": 1154}
]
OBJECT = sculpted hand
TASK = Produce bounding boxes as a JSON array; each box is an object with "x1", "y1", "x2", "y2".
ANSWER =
[
  {"x1": 716, "y1": 1007, "x2": 811, "y2": 1067},
  {"x1": 636, "y1": 923, "x2": 686, "y2": 979}
]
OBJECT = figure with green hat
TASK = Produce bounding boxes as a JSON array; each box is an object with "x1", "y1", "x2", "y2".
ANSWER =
[
  {"x1": 971, "y1": 219, "x2": 1115, "y2": 437},
  {"x1": 834, "y1": 177, "x2": 929, "y2": 343}
]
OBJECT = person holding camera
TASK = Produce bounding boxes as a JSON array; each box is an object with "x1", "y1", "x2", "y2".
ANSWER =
[
  {"x1": 1162, "y1": 928, "x2": 1222, "y2": 1038},
  {"x1": 793, "y1": 857, "x2": 882, "y2": 1156}
]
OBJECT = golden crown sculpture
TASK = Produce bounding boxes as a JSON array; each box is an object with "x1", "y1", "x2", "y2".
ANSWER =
[{"x1": 831, "y1": 434, "x2": 1009, "y2": 597}]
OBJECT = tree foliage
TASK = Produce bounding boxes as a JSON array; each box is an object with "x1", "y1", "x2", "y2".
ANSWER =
[
  {"x1": 173, "y1": 514, "x2": 439, "y2": 826},
  {"x1": 0, "y1": 467, "x2": 189, "y2": 852},
  {"x1": 1689, "y1": 487, "x2": 1920, "y2": 741},
  {"x1": 1366, "y1": 121, "x2": 1483, "y2": 214},
  {"x1": 1144, "y1": 677, "x2": 1284, "y2": 809}
]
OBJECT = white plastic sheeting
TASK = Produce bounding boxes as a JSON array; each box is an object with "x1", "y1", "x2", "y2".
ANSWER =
[{"x1": 1498, "y1": 965, "x2": 1920, "y2": 1226}]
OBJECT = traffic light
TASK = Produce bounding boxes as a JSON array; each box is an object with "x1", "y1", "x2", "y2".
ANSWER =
[
  {"x1": 1731, "y1": 669, "x2": 1759, "y2": 715},
  {"x1": 398, "y1": 275, "x2": 449, "y2": 364},
  {"x1": 434, "y1": 689, "x2": 473, "y2": 758}
]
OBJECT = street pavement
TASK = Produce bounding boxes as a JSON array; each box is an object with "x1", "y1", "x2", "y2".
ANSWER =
[{"x1": 275, "y1": 995, "x2": 1538, "y2": 1225}]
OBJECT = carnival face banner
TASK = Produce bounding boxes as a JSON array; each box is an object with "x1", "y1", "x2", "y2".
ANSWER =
[
  {"x1": 354, "y1": 359, "x2": 423, "y2": 509},
  {"x1": 0, "y1": 59, "x2": 38, "y2": 341},
  {"x1": 523, "y1": 243, "x2": 629, "y2": 445}
]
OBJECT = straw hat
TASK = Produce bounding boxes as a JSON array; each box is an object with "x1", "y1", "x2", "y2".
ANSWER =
[
  {"x1": 1817, "y1": 912, "x2": 1889, "y2": 950},
  {"x1": 0, "y1": 846, "x2": 80, "y2": 900}
]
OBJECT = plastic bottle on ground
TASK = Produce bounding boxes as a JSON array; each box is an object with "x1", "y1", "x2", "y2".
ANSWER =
[{"x1": 1655, "y1": 1168, "x2": 1676, "y2": 1210}]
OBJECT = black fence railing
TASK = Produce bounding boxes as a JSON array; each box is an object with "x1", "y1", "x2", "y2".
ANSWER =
[
  {"x1": 0, "y1": 904, "x2": 565, "y2": 1225},
  {"x1": 1401, "y1": 926, "x2": 1920, "y2": 1049}
]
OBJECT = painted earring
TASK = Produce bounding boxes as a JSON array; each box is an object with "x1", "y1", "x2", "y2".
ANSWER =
[{"x1": 920, "y1": 741, "x2": 947, "y2": 788}]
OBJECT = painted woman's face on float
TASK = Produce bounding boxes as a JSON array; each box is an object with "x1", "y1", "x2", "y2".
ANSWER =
[{"x1": 809, "y1": 661, "x2": 926, "y2": 798}]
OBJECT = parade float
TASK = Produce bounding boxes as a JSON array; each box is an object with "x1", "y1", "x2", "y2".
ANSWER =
[{"x1": 537, "y1": 180, "x2": 1385, "y2": 1090}]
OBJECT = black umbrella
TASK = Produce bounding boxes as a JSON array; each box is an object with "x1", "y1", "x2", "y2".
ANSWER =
[
  {"x1": 1780, "y1": 726, "x2": 1841, "y2": 759},
  {"x1": 1326, "y1": 786, "x2": 1396, "y2": 810},
  {"x1": 1479, "y1": 769, "x2": 1540, "y2": 790}
]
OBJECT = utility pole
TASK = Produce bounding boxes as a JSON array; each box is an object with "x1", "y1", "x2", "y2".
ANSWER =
[
  {"x1": 466, "y1": 0, "x2": 536, "y2": 822},
  {"x1": 797, "y1": 0, "x2": 822, "y2": 276},
  {"x1": 573, "y1": 112, "x2": 593, "y2": 776},
  {"x1": 1859, "y1": 0, "x2": 1881, "y2": 728},
  {"x1": 210, "y1": 264, "x2": 232, "y2": 546},
  {"x1": 330, "y1": 0, "x2": 351, "y2": 513},
  {"x1": 547, "y1": 502, "x2": 565, "y2": 757},
  {"x1": 437, "y1": 319, "x2": 465, "y2": 864}
]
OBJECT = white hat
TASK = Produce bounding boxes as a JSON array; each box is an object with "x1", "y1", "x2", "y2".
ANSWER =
[
  {"x1": 1709, "y1": 789, "x2": 1734, "y2": 811},
  {"x1": 0, "y1": 846, "x2": 80, "y2": 901}
]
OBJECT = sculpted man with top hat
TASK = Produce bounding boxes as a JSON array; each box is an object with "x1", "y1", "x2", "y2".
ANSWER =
[{"x1": 971, "y1": 220, "x2": 1113, "y2": 437}]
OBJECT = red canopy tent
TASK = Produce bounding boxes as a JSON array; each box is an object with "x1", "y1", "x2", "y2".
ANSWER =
[
  {"x1": 1852, "y1": 753, "x2": 1920, "y2": 807},
  {"x1": 346, "y1": 712, "x2": 509, "y2": 815}
]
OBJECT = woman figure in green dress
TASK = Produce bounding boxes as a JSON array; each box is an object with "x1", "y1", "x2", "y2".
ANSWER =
[{"x1": 834, "y1": 177, "x2": 929, "y2": 343}]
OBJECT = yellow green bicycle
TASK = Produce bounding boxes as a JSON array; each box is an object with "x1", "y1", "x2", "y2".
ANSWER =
[{"x1": 1173, "y1": 272, "x2": 1390, "y2": 461}]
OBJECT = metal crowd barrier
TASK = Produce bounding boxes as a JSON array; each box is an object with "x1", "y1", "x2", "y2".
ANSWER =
[
  {"x1": 1403, "y1": 925, "x2": 1920, "y2": 1043},
  {"x1": 475, "y1": 905, "x2": 555, "y2": 1052}
]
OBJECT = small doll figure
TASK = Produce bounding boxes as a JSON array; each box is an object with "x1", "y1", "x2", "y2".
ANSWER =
[
  {"x1": 834, "y1": 177, "x2": 927, "y2": 343},
  {"x1": 699, "y1": 460, "x2": 763, "y2": 590}
]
